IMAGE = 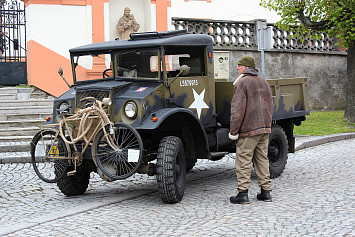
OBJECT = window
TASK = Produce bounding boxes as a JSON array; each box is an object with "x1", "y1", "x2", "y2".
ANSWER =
[
  {"x1": 164, "y1": 46, "x2": 205, "y2": 77},
  {"x1": 116, "y1": 49, "x2": 160, "y2": 79}
]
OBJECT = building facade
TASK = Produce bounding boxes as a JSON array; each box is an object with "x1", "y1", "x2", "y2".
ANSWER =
[{"x1": 22, "y1": 0, "x2": 280, "y2": 97}]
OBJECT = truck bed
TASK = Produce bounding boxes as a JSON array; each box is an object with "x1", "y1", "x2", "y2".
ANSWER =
[{"x1": 215, "y1": 77, "x2": 310, "y2": 126}]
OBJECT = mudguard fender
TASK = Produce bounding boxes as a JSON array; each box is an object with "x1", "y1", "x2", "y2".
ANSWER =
[{"x1": 137, "y1": 108, "x2": 210, "y2": 157}]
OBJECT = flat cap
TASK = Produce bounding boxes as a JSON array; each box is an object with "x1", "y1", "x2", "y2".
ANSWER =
[{"x1": 237, "y1": 56, "x2": 256, "y2": 68}]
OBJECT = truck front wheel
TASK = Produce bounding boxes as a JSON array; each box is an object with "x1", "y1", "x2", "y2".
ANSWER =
[
  {"x1": 56, "y1": 166, "x2": 90, "y2": 196},
  {"x1": 268, "y1": 125, "x2": 288, "y2": 178},
  {"x1": 156, "y1": 136, "x2": 186, "y2": 204}
]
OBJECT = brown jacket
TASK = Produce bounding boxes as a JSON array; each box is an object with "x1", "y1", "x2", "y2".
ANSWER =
[{"x1": 230, "y1": 68, "x2": 273, "y2": 138}]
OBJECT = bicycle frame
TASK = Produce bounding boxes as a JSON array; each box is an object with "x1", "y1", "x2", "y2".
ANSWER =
[{"x1": 37, "y1": 99, "x2": 117, "y2": 176}]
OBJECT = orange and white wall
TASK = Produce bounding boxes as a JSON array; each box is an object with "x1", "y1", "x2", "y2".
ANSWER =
[{"x1": 22, "y1": 0, "x2": 279, "y2": 97}]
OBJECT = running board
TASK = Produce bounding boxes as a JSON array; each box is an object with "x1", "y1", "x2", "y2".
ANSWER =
[{"x1": 210, "y1": 152, "x2": 229, "y2": 160}]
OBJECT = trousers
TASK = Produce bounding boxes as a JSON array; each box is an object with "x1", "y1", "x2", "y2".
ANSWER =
[{"x1": 235, "y1": 133, "x2": 271, "y2": 191}]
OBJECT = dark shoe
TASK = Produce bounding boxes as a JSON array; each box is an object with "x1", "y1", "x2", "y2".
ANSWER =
[
  {"x1": 230, "y1": 190, "x2": 250, "y2": 204},
  {"x1": 257, "y1": 188, "x2": 272, "y2": 202}
]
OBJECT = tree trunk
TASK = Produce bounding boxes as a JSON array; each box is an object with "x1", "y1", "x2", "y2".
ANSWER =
[{"x1": 345, "y1": 44, "x2": 355, "y2": 123}]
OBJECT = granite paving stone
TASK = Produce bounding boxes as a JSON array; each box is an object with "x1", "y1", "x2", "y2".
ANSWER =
[{"x1": 0, "y1": 138, "x2": 354, "y2": 236}]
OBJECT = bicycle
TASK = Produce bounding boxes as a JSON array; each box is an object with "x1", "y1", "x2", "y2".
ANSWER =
[{"x1": 30, "y1": 97, "x2": 143, "y2": 183}]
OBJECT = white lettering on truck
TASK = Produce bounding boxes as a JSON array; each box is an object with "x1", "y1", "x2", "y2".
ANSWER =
[{"x1": 180, "y1": 80, "x2": 198, "y2": 87}]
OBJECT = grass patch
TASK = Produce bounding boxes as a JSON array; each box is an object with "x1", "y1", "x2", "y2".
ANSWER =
[
  {"x1": 294, "y1": 110, "x2": 355, "y2": 136},
  {"x1": 16, "y1": 84, "x2": 31, "y2": 88},
  {"x1": 0, "y1": 85, "x2": 30, "y2": 88}
]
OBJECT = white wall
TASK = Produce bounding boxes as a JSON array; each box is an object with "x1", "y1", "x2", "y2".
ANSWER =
[
  {"x1": 170, "y1": 0, "x2": 281, "y2": 23},
  {"x1": 25, "y1": 0, "x2": 280, "y2": 58},
  {"x1": 26, "y1": 4, "x2": 92, "y2": 59}
]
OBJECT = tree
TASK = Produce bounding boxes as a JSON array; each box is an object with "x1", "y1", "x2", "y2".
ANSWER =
[{"x1": 260, "y1": 0, "x2": 355, "y2": 122}]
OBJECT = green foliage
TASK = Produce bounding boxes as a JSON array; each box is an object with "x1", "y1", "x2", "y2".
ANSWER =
[
  {"x1": 260, "y1": 0, "x2": 355, "y2": 47},
  {"x1": 294, "y1": 111, "x2": 355, "y2": 135}
]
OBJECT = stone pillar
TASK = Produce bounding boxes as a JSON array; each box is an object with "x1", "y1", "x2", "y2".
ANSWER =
[
  {"x1": 88, "y1": 0, "x2": 107, "y2": 80},
  {"x1": 151, "y1": 0, "x2": 171, "y2": 31}
]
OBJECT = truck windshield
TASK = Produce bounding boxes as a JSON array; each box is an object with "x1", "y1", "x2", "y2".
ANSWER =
[
  {"x1": 72, "y1": 49, "x2": 161, "y2": 82},
  {"x1": 72, "y1": 53, "x2": 112, "y2": 82},
  {"x1": 116, "y1": 49, "x2": 160, "y2": 79}
]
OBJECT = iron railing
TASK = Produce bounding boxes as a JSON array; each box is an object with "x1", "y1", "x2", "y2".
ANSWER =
[
  {"x1": 172, "y1": 17, "x2": 337, "y2": 51},
  {"x1": 0, "y1": 0, "x2": 26, "y2": 62}
]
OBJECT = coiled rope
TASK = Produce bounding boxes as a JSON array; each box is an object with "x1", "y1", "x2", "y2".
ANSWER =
[{"x1": 59, "y1": 97, "x2": 112, "y2": 145}]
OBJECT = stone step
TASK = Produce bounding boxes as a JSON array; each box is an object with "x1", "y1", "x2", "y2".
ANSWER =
[
  {"x1": 0, "y1": 105, "x2": 53, "y2": 115},
  {"x1": 0, "y1": 86, "x2": 56, "y2": 163},
  {"x1": 0, "y1": 99, "x2": 54, "y2": 107},
  {"x1": 0, "y1": 94, "x2": 17, "y2": 100},
  {"x1": 16, "y1": 88, "x2": 34, "y2": 101},
  {"x1": 0, "y1": 141, "x2": 30, "y2": 153},
  {"x1": 0, "y1": 87, "x2": 55, "y2": 100},
  {"x1": 0, "y1": 135, "x2": 33, "y2": 142},
  {"x1": 0, "y1": 127, "x2": 39, "y2": 136},
  {"x1": 0, "y1": 120, "x2": 46, "y2": 129},
  {"x1": 0, "y1": 151, "x2": 31, "y2": 164},
  {"x1": 0, "y1": 87, "x2": 33, "y2": 101},
  {"x1": 29, "y1": 92, "x2": 55, "y2": 100},
  {"x1": 0, "y1": 87, "x2": 20, "y2": 94},
  {"x1": 4, "y1": 113, "x2": 52, "y2": 121}
]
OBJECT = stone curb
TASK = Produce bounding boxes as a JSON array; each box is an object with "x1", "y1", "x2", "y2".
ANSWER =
[
  {"x1": 0, "y1": 155, "x2": 31, "y2": 164},
  {"x1": 294, "y1": 132, "x2": 355, "y2": 151}
]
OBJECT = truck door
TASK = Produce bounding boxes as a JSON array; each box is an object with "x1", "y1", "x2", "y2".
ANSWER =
[{"x1": 163, "y1": 46, "x2": 216, "y2": 128}]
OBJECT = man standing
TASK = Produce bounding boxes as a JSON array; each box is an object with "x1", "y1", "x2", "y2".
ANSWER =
[{"x1": 229, "y1": 56, "x2": 274, "y2": 204}]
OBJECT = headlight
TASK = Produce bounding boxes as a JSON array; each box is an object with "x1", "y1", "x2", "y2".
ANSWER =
[
  {"x1": 102, "y1": 98, "x2": 112, "y2": 106},
  {"x1": 56, "y1": 102, "x2": 70, "y2": 122},
  {"x1": 124, "y1": 101, "x2": 137, "y2": 119},
  {"x1": 59, "y1": 102, "x2": 70, "y2": 111}
]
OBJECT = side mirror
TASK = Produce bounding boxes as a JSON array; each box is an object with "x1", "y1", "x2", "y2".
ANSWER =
[
  {"x1": 58, "y1": 67, "x2": 71, "y2": 88},
  {"x1": 165, "y1": 64, "x2": 191, "y2": 88},
  {"x1": 58, "y1": 67, "x2": 64, "y2": 76},
  {"x1": 180, "y1": 65, "x2": 190, "y2": 76}
]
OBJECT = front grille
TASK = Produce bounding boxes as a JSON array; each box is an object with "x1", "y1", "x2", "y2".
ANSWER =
[{"x1": 75, "y1": 90, "x2": 110, "y2": 109}]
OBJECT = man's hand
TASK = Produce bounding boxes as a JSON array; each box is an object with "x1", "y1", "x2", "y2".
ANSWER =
[{"x1": 228, "y1": 133, "x2": 239, "y2": 140}]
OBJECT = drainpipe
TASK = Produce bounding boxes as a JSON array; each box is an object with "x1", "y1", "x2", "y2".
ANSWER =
[{"x1": 256, "y1": 19, "x2": 272, "y2": 78}]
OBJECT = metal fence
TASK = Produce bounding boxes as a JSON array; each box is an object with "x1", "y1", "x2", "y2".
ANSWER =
[
  {"x1": 0, "y1": 0, "x2": 27, "y2": 85},
  {"x1": 0, "y1": 0, "x2": 26, "y2": 62}
]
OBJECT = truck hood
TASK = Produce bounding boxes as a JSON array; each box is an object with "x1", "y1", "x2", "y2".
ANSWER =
[
  {"x1": 114, "y1": 81, "x2": 162, "y2": 100},
  {"x1": 75, "y1": 80, "x2": 132, "y2": 92}
]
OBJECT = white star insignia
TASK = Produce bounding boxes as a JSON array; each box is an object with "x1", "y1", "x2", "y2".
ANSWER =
[{"x1": 188, "y1": 88, "x2": 209, "y2": 119}]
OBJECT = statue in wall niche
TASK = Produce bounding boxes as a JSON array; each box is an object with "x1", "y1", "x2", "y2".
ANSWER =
[{"x1": 116, "y1": 7, "x2": 140, "y2": 40}]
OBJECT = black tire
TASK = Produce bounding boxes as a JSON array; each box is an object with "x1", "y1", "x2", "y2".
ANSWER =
[
  {"x1": 57, "y1": 166, "x2": 90, "y2": 196},
  {"x1": 156, "y1": 136, "x2": 186, "y2": 204},
  {"x1": 31, "y1": 130, "x2": 68, "y2": 183},
  {"x1": 268, "y1": 125, "x2": 288, "y2": 178},
  {"x1": 92, "y1": 123, "x2": 143, "y2": 180}
]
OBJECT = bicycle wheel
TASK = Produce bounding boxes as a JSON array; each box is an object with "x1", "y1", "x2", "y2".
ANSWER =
[
  {"x1": 92, "y1": 123, "x2": 143, "y2": 180},
  {"x1": 31, "y1": 130, "x2": 69, "y2": 183}
]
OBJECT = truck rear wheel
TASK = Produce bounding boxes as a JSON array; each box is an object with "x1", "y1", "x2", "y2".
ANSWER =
[
  {"x1": 268, "y1": 125, "x2": 288, "y2": 178},
  {"x1": 156, "y1": 136, "x2": 186, "y2": 203}
]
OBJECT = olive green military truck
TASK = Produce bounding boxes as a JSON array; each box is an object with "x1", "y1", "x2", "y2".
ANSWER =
[{"x1": 31, "y1": 30, "x2": 309, "y2": 203}]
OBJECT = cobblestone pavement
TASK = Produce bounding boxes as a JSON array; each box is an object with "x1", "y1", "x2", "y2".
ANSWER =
[{"x1": 1, "y1": 139, "x2": 354, "y2": 236}]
